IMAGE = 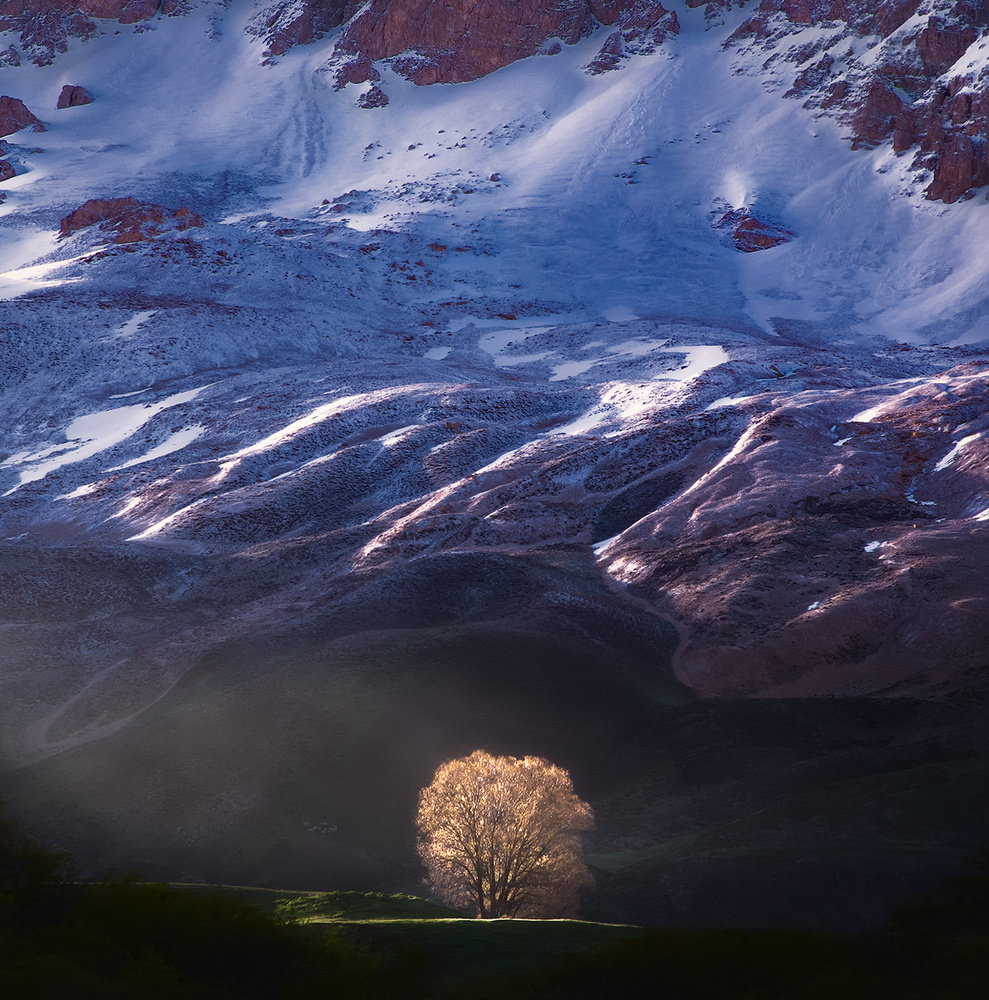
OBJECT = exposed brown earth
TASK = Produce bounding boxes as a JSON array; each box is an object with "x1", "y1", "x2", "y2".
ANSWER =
[
  {"x1": 59, "y1": 197, "x2": 205, "y2": 242},
  {"x1": 715, "y1": 208, "x2": 794, "y2": 251}
]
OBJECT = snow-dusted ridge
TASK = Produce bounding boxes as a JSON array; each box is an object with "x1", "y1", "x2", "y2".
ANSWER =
[
  {"x1": 0, "y1": 2, "x2": 987, "y2": 925},
  {"x1": 0, "y1": 0, "x2": 986, "y2": 684}
]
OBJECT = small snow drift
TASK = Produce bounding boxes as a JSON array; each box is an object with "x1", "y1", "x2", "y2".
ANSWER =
[{"x1": 58, "y1": 198, "x2": 204, "y2": 242}]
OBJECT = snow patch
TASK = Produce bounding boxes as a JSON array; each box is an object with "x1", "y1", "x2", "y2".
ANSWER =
[
  {"x1": 1, "y1": 386, "x2": 209, "y2": 492},
  {"x1": 110, "y1": 310, "x2": 157, "y2": 340},
  {"x1": 56, "y1": 482, "x2": 99, "y2": 501},
  {"x1": 111, "y1": 425, "x2": 206, "y2": 470},
  {"x1": 935, "y1": 434, "x2": 981, "y2": 472}
]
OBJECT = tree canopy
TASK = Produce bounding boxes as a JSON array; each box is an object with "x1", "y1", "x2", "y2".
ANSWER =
[{"x1": 416, "y1": 750, "x2": 594, "y2": 918}]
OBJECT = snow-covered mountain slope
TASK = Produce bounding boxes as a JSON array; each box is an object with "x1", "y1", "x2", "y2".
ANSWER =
[{"x1": 1, "y1": 2, "x2": 987, "y2": 924}]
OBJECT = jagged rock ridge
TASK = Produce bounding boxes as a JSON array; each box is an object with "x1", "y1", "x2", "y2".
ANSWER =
[
  {"x1": 3, "y1": 1, "x2": 987, "y2": 200},
  {"x1": 717, "y1": 0, "x2": 989, "y2": 202},
  {"x1": 0, "y1": 0, "x2": 190, "y2": 65}
]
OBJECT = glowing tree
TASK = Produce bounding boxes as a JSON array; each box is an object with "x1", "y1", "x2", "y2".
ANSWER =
[{"x1": 416, "y1": 750, "x2": 594, "y2": 918}]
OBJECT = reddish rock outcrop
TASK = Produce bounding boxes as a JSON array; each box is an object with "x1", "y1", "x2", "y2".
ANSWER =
[
  {"x1": 356, "y1": 84, "x2": 389, "y2": 109},
  {"x1": 926, "y1": 128, "x2": 989, "y2": 202},
  {"x1": 288, "y1": 0, "x2": 678, "y2": 87},
  {"x1": 0, "y1": 157, "x2": 15, "y2": 180},
  {"x1": 0, "y1": 1, "x2": 185, "y2": 65},
  {"x1": 0, "y1": 94, "x2": 45, "y2": 136},
  {"x1": 331, "y1": 0, "x2": 597, "y2": 85},
  {"x1": 586, "y1": 3, "x2": 679, "y2": 74},
  {"x1": 59, "y1": 197, "x2": 204, "y2": 242},
  {"x1": 724, "y1": 1, "x2": 989, "y2": 202},
  {"x1": 253, "y1": 0, "x2": 362, "y2": 57},
  {"x1": 332, "y1": 54, "x2": 379, "y2": 89},
  {"x1": 56, "y1": 83, "x2": 92, "y2": 107},
  {"x1": 849, "y1": 78, "x2": 909, "y2": 148},
  {"x1": 716, "y1": 208, "x2": 794, "y2": 251}
]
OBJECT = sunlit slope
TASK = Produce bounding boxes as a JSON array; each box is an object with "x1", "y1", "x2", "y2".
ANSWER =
[
  {"x1": 1, "y1": 3, "x2": 987, "y2": 931},
  {"x1": 2, "y1": 6, "x2": 989, "y2": 337}
]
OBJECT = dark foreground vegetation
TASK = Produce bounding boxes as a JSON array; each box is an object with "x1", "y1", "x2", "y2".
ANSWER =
[{"x1": 2, "y1": 801, "x2": 987, "y2": 999}]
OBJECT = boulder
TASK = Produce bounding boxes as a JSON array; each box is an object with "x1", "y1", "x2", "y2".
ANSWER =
[
  {"x1": 0, "y1": 157, "x2": 14, "y2": 181},
  {"x1": 56, "y1": 84, "x2": 92, "y2": 108}
]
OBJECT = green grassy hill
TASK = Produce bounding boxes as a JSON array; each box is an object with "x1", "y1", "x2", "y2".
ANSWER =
[
  {"x1": 171, "y1": 885, "x2": 645, "y2": 986},
  {"x1": 160, "y1": 881, "x2": 988, "y2": 1000},
  {"x1": 4, "y1": 797, "x2": 987, "y2": 999}
]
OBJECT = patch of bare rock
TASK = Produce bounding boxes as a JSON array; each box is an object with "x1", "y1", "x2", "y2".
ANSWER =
[
  {"x1": 719, "y1": 0, "x2": 989, "y2": 203},
  {"x1": 715, "y1": 208, "x2": 794, "y2": 251},
  {"x1": 586, "y1": 4, "x2": 679, "y2": 74},
  {"x1": 59, "y1": 197, "x2": 204, "y2": 243},
  {"x1": 0, "y1": 1, "x2": 188, "y2": 65},
  {"x1": 0, "y1": 93, "x2": 45, "y2": 136},
  {"x1": 251, "y1": 0, "x2": 361, "y2": 58},
  {"x1": 356, "y1": 84, "x2": 389, "y2": 109},
  {"x1": 250, "y1": 0, "x2": 679, "y2": 87}
]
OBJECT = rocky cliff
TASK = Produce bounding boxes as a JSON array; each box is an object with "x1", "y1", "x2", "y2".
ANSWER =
[
  {"x1": 0, "y1": 0, "x2": 189, "y2": 65},
  {"x1": 717, "y1": 0, "x2": 989, "y2": 202},
  {"x1": 3, "y1": 1, "x2": 986, "y2": 199}
]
